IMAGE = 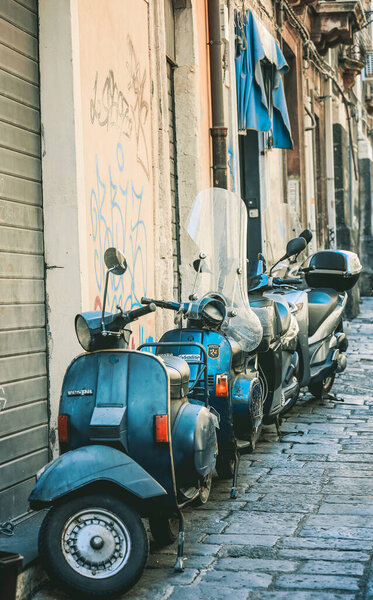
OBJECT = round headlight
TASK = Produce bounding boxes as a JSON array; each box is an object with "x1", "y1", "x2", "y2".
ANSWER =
[
  {"x1": 201, "y1": 300, "x2": 225, "y2": 327},
  {"x1": 75, "y1": 315, "x2": 92, "y2": 351}
]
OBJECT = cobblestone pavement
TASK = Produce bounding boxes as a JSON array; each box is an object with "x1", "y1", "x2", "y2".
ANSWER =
[{"x1": 34, "y1": 297, "x2": 373, "y2": 600}]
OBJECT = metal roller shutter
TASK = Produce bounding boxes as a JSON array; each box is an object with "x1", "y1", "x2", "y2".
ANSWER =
[{"x1": 0, "y1": 0, "x2": 48, "y2": 520}]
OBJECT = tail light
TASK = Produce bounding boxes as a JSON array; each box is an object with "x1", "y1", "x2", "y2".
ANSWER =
[
  {"x1": 58, "y1": 414, "x2": 70, "y2": 443},
  {"x1": 215, "y1": 374, "x2": 229, "y2": 397},
  {"x1": 154, "y1": 414, "x2": 169, "y2": 443}
]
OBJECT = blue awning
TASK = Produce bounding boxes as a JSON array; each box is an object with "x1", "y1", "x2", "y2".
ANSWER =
[{"x1": 235, "y1": 11, "x2": 293, "y2": 149}]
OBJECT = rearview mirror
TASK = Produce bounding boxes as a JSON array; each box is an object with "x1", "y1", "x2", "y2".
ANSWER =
[
  {"x1": 104, "y1": 248, "x2": 127, "y2": 275},
  {"x1": 193, "y1": 251, "x2": 208, "y2": 273},
  {"x1": 286, "y1": 237, "x2": 307, "y2": 258},
  {"x1": 299, "y1": 229, "x2": 312, "y2": 244}
]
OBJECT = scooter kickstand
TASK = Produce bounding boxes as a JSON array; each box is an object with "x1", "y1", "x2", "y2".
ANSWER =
[
  {"x1": 230, "y1": 453, "x2": 240, "y2": 499},
  {"x1": 174, "y1": 511, "x2": 185, "y2": 572},
  {"x1": 325, "y1": 392, "x2": 344, "y2": 403},
  {"x1": 275, "y1": 415, "x2": 282, "y2": 439}
]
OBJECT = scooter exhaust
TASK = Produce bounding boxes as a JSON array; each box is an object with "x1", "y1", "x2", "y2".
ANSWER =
[{"x1": 336, "y1": 352, "x2": 347, "y2": 373}]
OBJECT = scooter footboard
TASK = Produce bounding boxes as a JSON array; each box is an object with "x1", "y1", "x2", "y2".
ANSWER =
[{"x1": 29, "y1": 445, "x2": 167, "y2": 509}]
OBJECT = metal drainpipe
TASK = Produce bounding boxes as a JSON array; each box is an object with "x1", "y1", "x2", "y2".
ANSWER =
[
  {"x1": 349, "y1": 116, "x2": 354, "y2": 228},
  {"x1": 208, "y1": 0, "x2": 228, "y2": 189}
]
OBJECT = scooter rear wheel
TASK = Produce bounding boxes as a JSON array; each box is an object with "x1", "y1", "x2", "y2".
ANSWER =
[
  {"x1": 38, "y1": 492, "x2": 148, "y2": 599},
  {"x1": 216, "y1": 453, "x2": 235, "y2": 479},
  {"x1": 149, "y1": 513, "x2": 179, "y2": 546},
  {"x1": 309, "y1": 375, "x2": 335, "y2": 399}
]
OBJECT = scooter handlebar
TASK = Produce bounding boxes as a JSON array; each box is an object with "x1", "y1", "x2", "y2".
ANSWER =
[
  {"x1": 141, "y1": 297, "x2": 181, "y2": 311},
  {"x1": 126, "y1": 303, "x2": 156, "y2": 322},
  {"x1": 273, "y1": 277, "x2": 303, "y2": 285}
]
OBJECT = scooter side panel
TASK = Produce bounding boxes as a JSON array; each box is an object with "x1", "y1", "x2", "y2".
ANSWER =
[
  {"x1": 29, "y1": 445, "x2": 167, "y2": 509},
  {"x1": 308, "y1": 300, "x2": 345, "y2": 346},
  {"x1": 172, "y1": 404, "x2": 217, "y2": 481}
]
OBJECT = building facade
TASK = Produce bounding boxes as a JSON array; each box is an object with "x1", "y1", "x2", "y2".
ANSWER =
[{"x1": 0, "y1": 0, "x2": 372, "y2": 522}]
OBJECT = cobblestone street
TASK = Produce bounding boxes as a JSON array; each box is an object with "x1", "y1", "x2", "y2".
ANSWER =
[{"x1": 34, "y1": 297, "x2": 373, "y2": 600}]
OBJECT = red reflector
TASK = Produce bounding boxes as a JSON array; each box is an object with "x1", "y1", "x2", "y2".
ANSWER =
[
  {"x1": 154, "y1": 415, "x2": 169, "y2": 443},
  {"x1": 215, "y1": 374, "x2": 229, "y2": 397},
  {"x1": 58, "y1": 414, "x2": 69, "y2": 443}
]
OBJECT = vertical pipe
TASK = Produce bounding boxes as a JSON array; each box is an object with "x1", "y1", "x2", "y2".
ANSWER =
[
  {"x1": 324, "y1": 51, "x2": 337, "y2": 248},
  {"x1": 208, "y1": 0, "x2": 228, "y2": 189},
  {"x1": 304, "y1": 96, "x2": 317, "y2": 252},
  {"x1": 349, "y1": 116, "x2": 354, "y2": 227}
]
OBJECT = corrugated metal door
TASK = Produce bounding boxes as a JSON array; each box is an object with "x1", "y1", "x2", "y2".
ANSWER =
[{"x1": 0, "y1": 0, "x2": 49, "y2": 520}]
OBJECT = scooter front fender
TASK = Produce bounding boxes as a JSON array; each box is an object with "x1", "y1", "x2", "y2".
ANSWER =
[{"x1": 29, "y1": 445, "x2": 167, "y2": 509}]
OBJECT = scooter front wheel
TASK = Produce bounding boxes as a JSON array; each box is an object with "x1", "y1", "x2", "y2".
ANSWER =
[
  {"x1": 38, "y1": 492, "x2": 148, "y2": 599},
  {"x1": 309, "y1": 375, "x2": 335, "y2": 399}
]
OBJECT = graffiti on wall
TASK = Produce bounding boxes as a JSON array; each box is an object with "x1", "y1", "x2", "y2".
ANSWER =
[
  {"x1": 78, "y1": 0, "x2": 155, "y2": 346},
  {"x1": 89, "y1": 36, "x2": 150, "y2": 180},
  {"x1": 90, "y1": 142, "x2": 148, "y2": 314}
]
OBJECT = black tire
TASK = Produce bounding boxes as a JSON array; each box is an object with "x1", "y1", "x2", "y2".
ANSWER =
[
  {"x1": 38, "y1": 492, "x2": 148, "y2": 599},
  {"x1": 216, "y1": 453, "x2": 235, "y2": 479},
  {"x1": 149, "y1": 513, "x2": 179, "y2": 546},
  {"x1": 191, "y1": 474, "x2": 213, "y2": 507},
  {"x1": 309, "y1": 375, "x2": 335, "y2": 399}
]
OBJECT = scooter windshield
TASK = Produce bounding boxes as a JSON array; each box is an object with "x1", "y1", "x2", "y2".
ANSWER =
[{"x1": 186, "y1": 188, "x2": 262, "y2": 352}]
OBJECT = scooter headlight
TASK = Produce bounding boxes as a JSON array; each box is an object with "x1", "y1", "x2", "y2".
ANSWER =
[
  {"x1": 75, "y1": 314, "x2": 93, "y2": 351},
  {"x1": 75, "y1": 312, "x2": 130, "y2": 352}
]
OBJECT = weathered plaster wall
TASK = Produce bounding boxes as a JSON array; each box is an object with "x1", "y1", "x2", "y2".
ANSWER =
[
  {"x1": 175, "y1": 1, "x2": 213, "y2": 299},
  {"x1": 196, "y1": 0, "x2": 212, "y2": 190},
  {"x1": 77, "y1": 0, "x2": 156, "y2": 346}
]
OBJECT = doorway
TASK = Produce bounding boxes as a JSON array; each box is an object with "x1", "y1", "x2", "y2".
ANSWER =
[{"x1": 239, "y1": 131, "x2": 262, "y2": 273}]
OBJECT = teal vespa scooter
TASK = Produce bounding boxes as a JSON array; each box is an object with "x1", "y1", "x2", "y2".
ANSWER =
[{"x1": 29, "y1": 248, "x2": 218, "y2": 599}]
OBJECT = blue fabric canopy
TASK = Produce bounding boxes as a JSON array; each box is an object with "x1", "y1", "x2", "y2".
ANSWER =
[{"x1": 235, "y1": 11, "x2": 293, "y2": 149}]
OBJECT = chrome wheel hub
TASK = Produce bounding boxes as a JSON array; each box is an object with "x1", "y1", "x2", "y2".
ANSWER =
[{"x1": 61, "y1": 508, "x2": 131, "y2": 578}]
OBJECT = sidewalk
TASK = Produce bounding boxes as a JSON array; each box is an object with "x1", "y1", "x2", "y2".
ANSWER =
[{"x1": 33, "y1": 297, "x2": 373, "y2": 600}]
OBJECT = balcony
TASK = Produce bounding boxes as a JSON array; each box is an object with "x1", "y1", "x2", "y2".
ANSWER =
[
  {"x1": 287, "y1": 0, "x2": 318, "y2": 10},
  {"x1": 339, "y1": 28, "x2": 372, "y2": 87},
  {"x1": 311, "y1": 0, "x2": 367, "y2": 54}
]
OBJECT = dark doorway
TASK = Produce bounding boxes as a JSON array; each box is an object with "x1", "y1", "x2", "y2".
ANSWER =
[{"x1": 239, "y1": 131, "x2": 262, "y2": 273}]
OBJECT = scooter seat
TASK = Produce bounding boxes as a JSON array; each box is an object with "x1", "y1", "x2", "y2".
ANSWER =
[
  {"x1": 307, "y1": 288, "x2": 339, "y2": 337},
  {"x1": 158, "y1": 355, "x2": 190, "y2": 399}
]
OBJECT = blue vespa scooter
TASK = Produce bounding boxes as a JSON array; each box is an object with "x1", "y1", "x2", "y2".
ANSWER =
[
  {"x1": 141, "y1": 188, "x2": 265, "y2": 498},
  {"x1": 29, "y1": 248, "x2": 218, "y2": 599}
]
